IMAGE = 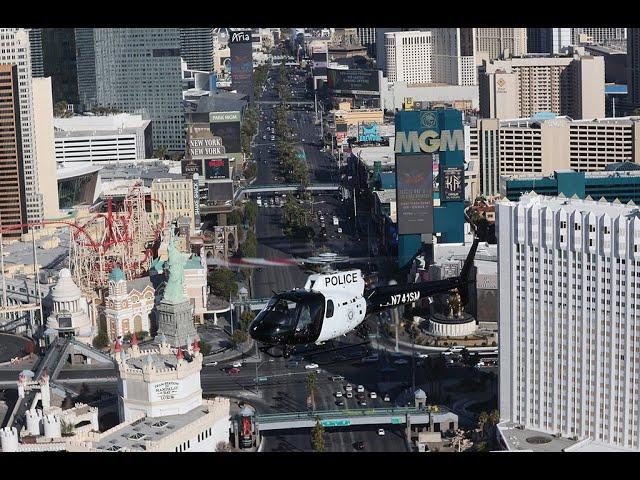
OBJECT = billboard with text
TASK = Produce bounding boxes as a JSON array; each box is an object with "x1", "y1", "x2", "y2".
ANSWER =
[
  {"x1": 395, "y1": 153, "x2": 433, "y2": 235},
  {"x1": 229, "y1": 30, "x2": 254, "y2": 103},
  {"x1": 327, "y1": 68, "x2": 379, "y2": 95}
]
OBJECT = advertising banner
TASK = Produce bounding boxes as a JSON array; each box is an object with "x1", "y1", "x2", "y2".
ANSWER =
[
  {"x1": 229, "y1": 30, "x2": 254, "y2": 103},
  {"x1": 395, "y1": 153, "x2": 433, "y2": 235},
  {"x1": 182, "y1": 159, "x2": 203, "y2": 176},
  {"x1": 193, "y1": 173, "x2": 201, "y2": 226},
  {"x1": 327, "y1": 68, "x2": 380, "y2": 95},
  {"x1": 205, "y1": 158, "x2": 230, "y2": 180},
  {"x1": 440, "y1": 166, "x2": 465, "y2": 201},
  {"x1": 209, "y1": 111, "x2": 241, "y2": 123},
  {"x1": 207, "y1": 181, "x2": 234, "y2": 203},
  {"x1": 188, "y1": 134, "x2": 226, "y2": 158},
  {"x1": 210, "y1": 122, "x2": 241, "y2": 153}
]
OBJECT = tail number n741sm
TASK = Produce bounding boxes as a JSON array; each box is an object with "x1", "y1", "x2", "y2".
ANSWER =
[{"x1": 387, "y1": 291, "x2": 421, "y2": 306}]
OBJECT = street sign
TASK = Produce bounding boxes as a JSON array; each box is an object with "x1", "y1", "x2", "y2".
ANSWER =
[
  {"x1": 391, "y1": 417, "x2": 403, "y2": 424},
  {"x1": 321, "y1": 419, "x2": 351, "y2": 427},
  {"x1": 258, "y1": 376, "x2": 268, "y2": 382}
]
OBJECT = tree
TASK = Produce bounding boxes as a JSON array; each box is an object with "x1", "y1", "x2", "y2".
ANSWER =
[
  {"x1": 60, "y1": 419, "x2": 75, "y2": 437},
  {"x1": 244, "y1": 161, "x2": 257, "y2": 181},
  {"x1": 306, "y1": 372, "x2": 318, "y2": 411},
  {"x1": 208, "y1": 268, "x2": 239, "y2": 299},
  {"x1": 477, "y1": 411, "x2": 489, "y2": 438},
  {"x1": 153, "y1": 146, "x2": 168, "y2": 159},
  {"x1": 231, "y1": 330, "x2": 248, "y2": 347},
  {"x1": 227, "y1": 209, "x2": 244, "y2": 226},
  {"x1": 92, "y1": 330, "x2": 110, "y2": 350},
  {"x1": 244, "y1": 201, "x2": 258, "y2": 227},
  {"x1": 198, "y1": 339, "x2": 212, "y2": 356},
  {"x1": 311, "y1": 419, "x2": 325, "y2": 452},
  {"x1": 239, "y1": 230, "x2": 258, "y2": 259},
  {"x1": 240, "y1": 310, "x2": 255, "y2": 332}
]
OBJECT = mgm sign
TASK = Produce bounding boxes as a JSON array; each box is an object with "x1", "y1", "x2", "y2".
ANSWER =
[{"x1": 395, "y1": 111, "x2": 464, "y2": 154}]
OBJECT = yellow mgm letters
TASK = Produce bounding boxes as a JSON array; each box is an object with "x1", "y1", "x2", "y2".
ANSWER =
[{"x1": 395, "y1": 129, "x2": 464, "y2": 153}]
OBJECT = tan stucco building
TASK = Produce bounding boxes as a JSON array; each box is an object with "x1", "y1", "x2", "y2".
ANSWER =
[
  {"x1": 479, "y1": 54, "x2": 605, "y2": 120},
  {"x1": 151, "y1": 177, "x2": 195, "y2": 230}
]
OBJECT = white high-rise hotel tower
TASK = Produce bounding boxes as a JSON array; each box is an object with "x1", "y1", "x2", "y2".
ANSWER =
[{"x1": 498, "y1": 193, "x2": 640, "y2": 450}]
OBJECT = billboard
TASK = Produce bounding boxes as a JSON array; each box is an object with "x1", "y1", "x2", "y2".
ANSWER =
[
  {"x1": 395, "y1": 153, "x2": 433, "y2": 235},
  {"x1": 358, "y1": 122, "x2": 382, "y2": 143},
  {"x1": 205, "y1": 158, "x2": 230, "y2": 180},
  {"x1": 229, "y1": 30, "x2": 254, "y2": 103},
  {"x1": 440, "y1": 166, "x2": 465, "y2": 201},
  {"x1": 209, "y1": 111, "x2": 241, "y2": 123},
  {"x1": 188, "y1": 132, "x2": 226, "y2": 158},
  {"x1": 327, "y1": 69, "x2": 380, "y2": 95},
  {"x1": 207, "y1": 181, "x2": 234, "y2": 203},
  {"x1": 193, "y1": 173, "x2": 201, "y2": 226},
  {"x1": 210, "y1": 122, "x2": 241, "y2": 153},
  {"x1": 182, "y1": 159, "x2": 203, "y2": 176}
]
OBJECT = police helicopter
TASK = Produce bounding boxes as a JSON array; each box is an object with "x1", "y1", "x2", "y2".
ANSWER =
[{"x1": 208, "y1": 239, "x2": 479, "y2": 358}]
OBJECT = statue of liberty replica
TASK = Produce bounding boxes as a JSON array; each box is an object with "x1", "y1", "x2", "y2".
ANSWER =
[{"x1": 155, "y1": 235, "x2": 197, "y2": 347}]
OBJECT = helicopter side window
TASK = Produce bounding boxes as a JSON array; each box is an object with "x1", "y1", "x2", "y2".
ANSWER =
[{"x1": 326, "y1": 300, "x2": 334, "y2": 318}]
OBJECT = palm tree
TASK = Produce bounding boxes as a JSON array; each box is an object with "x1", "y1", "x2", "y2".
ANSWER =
[
  {"x1": 477, "y1": 411, "x2": 489, "y2": 439},
  {"x1": 311, "y1": 418, "x2": 325, "y2": 452},
  {"x1": 306, "y1": 372, "x2": 318, "y2": 411}
]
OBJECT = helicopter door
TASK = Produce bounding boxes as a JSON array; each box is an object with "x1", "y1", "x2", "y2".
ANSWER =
[{"x1": 292, "y1": 294, "x2": 325, "y2": 342}]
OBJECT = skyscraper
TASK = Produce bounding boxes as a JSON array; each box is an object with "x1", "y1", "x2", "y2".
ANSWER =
[
  {"x1": 432, "y1": 28, "x2": 477, "y2": 86},
  {"x1": 474, "y1": 28, "x2": 527, "y2": 63},
  {"x1": 179, "y1": 28, "x2": 214, "y2": 72},
  {"x1": 498, "y1": 193, "x2": 640, "y2": 451},
  {"x1": 628, "y1": 28, "x2": 640, "y2": 108},
  {"x1": 27, "y1": 28, "x2": 44, "y2": 78},
  {"x1": 41, "y1": 29, "x2": 79, "y2": 106},
  {"x1": 527, "y1": 28, "x2": 572, "y2": 55},
  {"x1": 572, "y1": 28, "x2": 626, "y2": 45},
  {"x1": 375, "y1": 28, "x2": 401, "y2": 71},
  {"x1": 0, "y1": 64, "x2": 28, "y2": 237},
  {"x1": 356, "y1": 28, "x2": 376, "y2": 58},
  {"x1": 93, "y1": 28, "x2": 184, "y2": 152},
  {"x1": 75, "y1": 28, "x2": 96, "y2": 112},
  {"x1": 384, "y1": 31, "x2": 433, "y2": 84},
  {"x1": 0, "y1": 28, "x2": 44, "y2": 224}
]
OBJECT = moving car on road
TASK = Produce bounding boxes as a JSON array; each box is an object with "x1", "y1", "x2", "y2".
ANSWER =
[
  {"x1": 305, "y1": 363, "x2": 319, "y2": 370},
  {"x1": 226, "y1": 367, "x2": 240, "y2": 375},
  {"x1": 353, "y1": 441, "x2": 365, "y2": 450},
  {"x1": 383, "y1": 394, "x2": 391, "y2": 402},
  {"x1": 394, "y1": 359, "x2": 408, "y2": 365},
  {"x1": 357, "y1": 385, "x2": 365, "y2": 393},
  {"x1": 378, "y1": 429, "x2": 385, "y2": 436},
  {"x1": 370, "y1": 392, "x2": 377, "y2": 399},
  {"x1": 335, "y1": 391, "x2": 343, "y2": 398}
]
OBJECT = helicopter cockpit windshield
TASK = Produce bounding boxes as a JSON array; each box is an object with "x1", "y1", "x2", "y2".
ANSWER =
[{"x1": 250, "y1": 291, "x2": 325, "y2": 344}]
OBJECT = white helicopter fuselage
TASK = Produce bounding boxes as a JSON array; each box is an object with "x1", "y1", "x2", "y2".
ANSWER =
[{"x1": 304, "y1": 269, "x2": 367, "y2": 343}]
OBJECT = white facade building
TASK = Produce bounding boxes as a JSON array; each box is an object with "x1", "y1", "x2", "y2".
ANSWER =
[
  {"x1": 54, "y1": 114, "x2": 151, "y2": 164},
  {"x1": 498, "y1": 193, "x2": 640, "y2": 451},
  {"x1": 384, "y1": 31, "x2": 433, "y2": 84},
  {"x1": 46, "y1": 268, "x2": 94, "y2": 343},
  {"x1": 0, "y1": 28, "x2": 44, "y2": 224}
]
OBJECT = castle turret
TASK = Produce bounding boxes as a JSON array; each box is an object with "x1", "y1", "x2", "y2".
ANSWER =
[
  {"x1": 0, "y1": 427, "x2": 19, "y2": 452},
  {"x1": 26, "y1": 409, "x2": 43, "y2": 436},
  {"x1": 43, "y1": 413, "x2": 61, "y2": 439},
  {"x1": 39, "y1": 368, "x2": 51, "y2": 409}
]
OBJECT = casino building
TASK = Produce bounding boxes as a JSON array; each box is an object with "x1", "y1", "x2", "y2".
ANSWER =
[{"x1": 394, "y1": 108, "x2": 467, "y2": 267}]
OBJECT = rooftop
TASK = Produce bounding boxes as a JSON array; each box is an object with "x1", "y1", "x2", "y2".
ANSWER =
[
  {"x1": 54, "y1": 114, "x2": 150, "y2": 134},
  {"x1": 497, "y1": 422, "x2": 578, "y2": 452},
  {"x1": 94, "y1": 405, "x2": 210, "y2": 452},
  {"x1": 57, "y1": 162, "x2": 104, "y2": 181},
  {"x1": 501, "y1": 192, "x2": 640, "y2": 217}
]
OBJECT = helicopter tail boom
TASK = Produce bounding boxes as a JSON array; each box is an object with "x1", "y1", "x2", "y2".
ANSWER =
[{"x1": 365, "y1": 238, "x2": 479, "y2": 315}]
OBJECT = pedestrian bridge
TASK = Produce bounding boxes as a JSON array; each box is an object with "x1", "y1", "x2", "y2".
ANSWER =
[
  {"x1": 256, "y1": 100, "x2": 314, "y2": 106},
  {"x1": 237, "y1": 183, "x2": 341, "y2": 198},
  {"x1": 255, "y1": 406, "x2": 458, "y2": 431}
]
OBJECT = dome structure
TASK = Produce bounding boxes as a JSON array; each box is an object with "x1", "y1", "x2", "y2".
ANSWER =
[
  {"x1": 109, "y1": 267, "x2": 126, "y2": 282},
  {"x1": 51, "y1": 268, "x2": 82, "y2": 301},
  {"x1": 414, "y1": 388, "x2": 427, "y2": 400}
]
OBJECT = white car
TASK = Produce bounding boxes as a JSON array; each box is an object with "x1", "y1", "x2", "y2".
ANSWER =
[
  {"x1": 346, "y1": 391, "x2": 353, "y2": 399},
  {"x1": 383, "y1": 394, "x2": 391, "y2": 402},
  {"x1": 232, "y1": 361, "x2": 242, "y2": 368},
  {"x1": 337, "y1": 227, "x2": 343, "y2": 234},
  {"x1": 345, "y1": 384, "x2": 353, "y2": 392},
  {"x1": 377, "y1": 428, "x2": 385, "y2": 436},
  {"x1": 335, "y1": 391, "x2": 343, "y2": 398},
  {"x1": 370, "y1": 392, "x2": 377, "y2": 399},
  {"x1": 357, "y1": 385, "x2": 365, "y2": 393},
  {"x1": 305, "y1": 363, "x2": 319, "y2": 370}
]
